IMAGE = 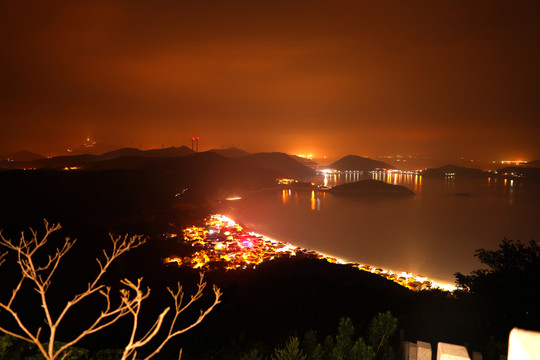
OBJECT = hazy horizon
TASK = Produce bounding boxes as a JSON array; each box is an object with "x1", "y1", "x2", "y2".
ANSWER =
[
  {"x1": 2, "y1": 141, "x2": 538, "y2": 173},
  {"x1": 2, "y1": 1, "x2": 540, "y2": 162}
]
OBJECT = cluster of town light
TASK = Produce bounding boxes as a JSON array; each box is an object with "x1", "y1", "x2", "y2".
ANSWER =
[
  {"x1": 164, "y1": 214, "x2": 456, "y2": 291},
  {"x1": 277, "y1": 178, "x2": 298, "y2": 185},
  {"x1": 164, "y1": 214, "x2": 314, "y2": 271},
  {"x1": 497, "y1": 160, "x2": 527, "y2": 165}
]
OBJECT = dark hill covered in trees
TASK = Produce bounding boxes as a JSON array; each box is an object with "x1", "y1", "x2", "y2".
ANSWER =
[
  {"x1": 421, "y1": 164, "x2": 487, "y2": 178},
  {"x1": 239, "y1": 152, "x2": 316, "y2": 179},
  {"x1": 0, "y1": 146, "x2": 196, "y2": 170},
  {"x1": 142, "y1": 145, "x2": 194, "y2": 158},
  {"x1": 496, "y1": 166, "x2": 540, "y2": 180},
  {"x1": 329, "y1": 179, "x2": 415, "y2": 197},
  {"x1": 329, "y1": 155, "x2": 394, "y2": 171},
  {"x1": 208, "y1": 147, "x2": 250, "y2": 158},
  {"x1": 0, "y1": 152, "x2": 279, "y2": 234},
  {"x1": 290, "y1": 155, "x2": 318, "y2": 167},
  {"x1": 3, "y1": 153, "x2": 100, "y2": 170},
  {"x1": 99, "y1": 146, "x2": 194, "y2": 160},
  {"x1": 3, "y1": 150, "x2": 45, "y2": 162}
]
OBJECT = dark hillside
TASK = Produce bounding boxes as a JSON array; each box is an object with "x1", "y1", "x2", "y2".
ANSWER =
[
  {"x1": 290, "y1": 155, "x2": 318, "y2": 167},
  {"x1": 140, "y1": 152, "x2": 281, "y2": 198},
  {"x1": 421, "y1": 164, "x2": 486, "y2": 177},
  {"x1": 208, "y1": 147, "x2": 250, "y2": 158},
  {"x1": 240, "y1": 152, "x2": 316, "y2": 179},
  {"x1": 75, "y1": 256, "x2": 477, "y2": 359},
  {"x1": 329, "y1": 179, "x2": 415, "y2": 196},
  {"x1": 496, "y1": 166, "x2": 540, "y2": 180},
  {"x1": 0, "y1": 146, "x2": 195, "y2": 170},
  {"x1": 98, "y1": 147, "x2": 144, "y2": 160},
  {"x1": 6, "y1": 154, "x2": 100, "y2": 169},
  {"x1": 329, "y1": 155, "x2": 394, "y2": 171},
  {"x1": 141, "y1": 146, "x2": 194, "y2": 158},
  {"x1": 0, "y1": 153, "x2": 278, "y2": 233},
  {"x1": 4, "y1": 150, "x2": 45, "y2": 162}
]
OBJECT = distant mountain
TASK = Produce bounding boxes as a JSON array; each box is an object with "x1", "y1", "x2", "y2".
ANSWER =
[
  {"x1": 290, "y1": 155, "x2": 318, "y2": 167},
  {"x1": 0, "y1": 151, "x2": 281, "y2": 229},
  {"x1": 208, "y1": 147, "x2": 250, "y2": 158},
  {"x1": 98, "y1": 146, "x2": 194, "y2": 160},
  {"x1": 142, "y1": 146, "x2": 194, "y2": 158},
  {"x1": 526, "y1": 159, "x2": 540, "y2": 167},
  {"x1": 82, "y1": 151, "x2": 282, "y2": 202},
  {"x1": 4, "y1": 150, "x2": 45, "y2": 162},
  {"x1": 0, "y1": 146, "x2": 195, "y2": 170},
  {"x1": 496, "y1": 166, "x2": 540, "y2": 180},
  {"x1": 83, "y1": 156, "x2": 157, "y2": 171},
  {"x1": 98, "y1": 147, "x2": 144, "y2": 160},
  {"x1": 329, "y1": 179, "x2": 414, "y2": 197},
  {"x1": 329, "y1": 155, "x2": 394, "y2": 171},
  {"x1": 52, "y1": 147, "x2": 195, "y2": 171},
  {"x1": 13, "y1": 154, "x2": 100, "y2": 169},
  {"x1": 422, "y1": 164, "x2": 487, "y2": 177},
  {"x1": 68, "y1": 142, "x2": 118, "y2": 155},
  {"x1": 239, "y1": 152, "x2": 317, "y2": 179}
]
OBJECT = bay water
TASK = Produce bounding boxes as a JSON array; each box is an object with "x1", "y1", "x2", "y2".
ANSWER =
[{"x1": 226, "y1": 172, "x2": 540, "y2": 284}]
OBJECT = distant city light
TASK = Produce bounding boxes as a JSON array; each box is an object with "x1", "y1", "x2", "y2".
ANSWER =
[
  {"x1": 225, "y1": 196, "x2": 242, "y2": 201},
  {"x1": 499, "y1": 160, "x2": 527, "y2": 165},
  {"x1": 277, "y1": 178, "x2": 298, "y2": 185},
  {"x1": 84, "y1": 137, "x2": 96, "y2": 148}
]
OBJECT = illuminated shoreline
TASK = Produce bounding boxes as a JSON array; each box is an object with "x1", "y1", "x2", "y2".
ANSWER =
[{"x1": 165, "y1": 214, "x2": 457, "y2": 292}]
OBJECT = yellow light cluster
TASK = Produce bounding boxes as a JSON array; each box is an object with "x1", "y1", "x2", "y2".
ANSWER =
[
  {"x1": 277, "y1": 178, "x2": 298, "y2": 185},
  {"x1": 499, "y1": 160, "x2": 527, "y2": 165},
  {"x1": 355, "y1": 265, "x2": 446, "y2": 291},
  {"x1": 165, "y1": 214, "x2": 456, "y2": 291},
  {"x1": 166, "y1": 215, "x2": 305, "y2": 271}
]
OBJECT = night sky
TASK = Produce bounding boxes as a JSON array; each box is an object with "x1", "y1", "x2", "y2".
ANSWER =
[{"x1": 1, "y1": 1, "x2": 539, "y2": 161}]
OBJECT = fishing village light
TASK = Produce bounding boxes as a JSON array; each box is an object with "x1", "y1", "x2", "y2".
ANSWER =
[{"x1": 165, "y1": 214, "x2": 457, "y2": 292}]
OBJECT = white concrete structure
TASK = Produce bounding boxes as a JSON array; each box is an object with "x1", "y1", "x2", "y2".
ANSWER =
[
  {"x1": 437, "y1": 342, "x2": 470, "y2": 360},
  {"x1": 404, "y1": 341, "x2": 418, "y2": 360},
  {"x1": 508, "y1": 328, "x2": 540, "y2": 360},
  {"x1": 417, "y1": 341, "x2": 432, "y2": 360},
  {"x1": 472, "y1": 351, "x2": 482, "y2": 360}
]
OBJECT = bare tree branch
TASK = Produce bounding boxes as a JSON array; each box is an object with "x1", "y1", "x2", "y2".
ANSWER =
[
  {"x1": 0, "y1": 250, "x2": 6, "y2": 267},
  {"x1": 139, "y1": 274, "x2": 222, "y2": 360},
  {"x1": 0, "y1": 221, "x2": 221, "y2": 360}
]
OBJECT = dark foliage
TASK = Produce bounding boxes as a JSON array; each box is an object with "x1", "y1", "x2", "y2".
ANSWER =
[{"x1": 455, "y1": 238, "x2": 540, "y2": 342}]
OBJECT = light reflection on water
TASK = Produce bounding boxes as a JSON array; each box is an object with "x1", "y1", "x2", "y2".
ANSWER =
[
  {"x1": 227, "y1": 172, "x2": 538, "y2": 283},
  {"x1": 321, "y1": 171, "x2": 423, "y2": 193}
]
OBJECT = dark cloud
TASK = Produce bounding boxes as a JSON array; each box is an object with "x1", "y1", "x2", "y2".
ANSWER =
[{"x1": 1, "y1": 0, "x2": 539, "y2": 160}]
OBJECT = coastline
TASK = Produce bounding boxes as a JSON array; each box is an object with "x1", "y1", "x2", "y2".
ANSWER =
[{"x1": 168, "y1": 213, "x2": 457, "y2": 291}]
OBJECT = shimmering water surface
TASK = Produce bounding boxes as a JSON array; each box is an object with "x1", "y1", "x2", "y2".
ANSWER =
[{"x1": 226, "y1": 172, "x2": 540, "y2": 283}]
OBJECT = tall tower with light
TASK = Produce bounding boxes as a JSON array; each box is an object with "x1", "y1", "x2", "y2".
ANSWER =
[{"x1": 191, "y1": 137, "x2": 200, "y2": 152}]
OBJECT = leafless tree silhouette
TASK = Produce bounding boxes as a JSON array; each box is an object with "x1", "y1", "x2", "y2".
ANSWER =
[{"x1": 0, "y1": 220, "x2": 221, "y2": 360}]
